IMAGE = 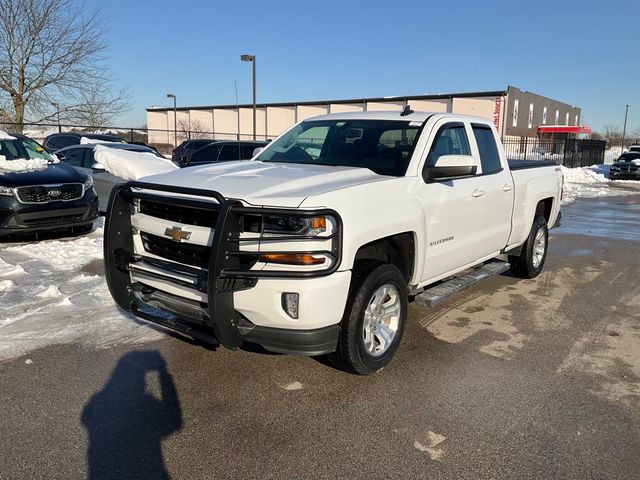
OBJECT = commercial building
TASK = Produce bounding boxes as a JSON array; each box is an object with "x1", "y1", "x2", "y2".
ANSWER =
[{"x1": 146, "y1": 86, "x2": 583, "y2": 147}]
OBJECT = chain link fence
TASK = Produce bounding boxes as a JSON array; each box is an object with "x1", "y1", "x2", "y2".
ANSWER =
[{"x1": 2, "y1": 121, "x2": 638, "y2": 165}]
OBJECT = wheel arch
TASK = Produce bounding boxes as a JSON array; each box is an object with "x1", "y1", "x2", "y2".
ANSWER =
[{"x1": 353, "y1": 232, "x2": 416, "y2": 283}]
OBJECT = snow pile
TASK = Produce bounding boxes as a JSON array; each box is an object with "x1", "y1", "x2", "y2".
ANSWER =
[
  {"x1": 0, "y1": 156, "x2": 51, "y2": 172},
  {"x1": 0, "y1": 130, "x2": 17, "y2": 140},
  {"x1": 561, "y1": 164, "x2": 636, "y2": 205},
  {"x1": 0, "y1": 218, "x2": 163, "y2": 360},
  {"x1": 93, "y1": 145, "x2": 178, "y2": 180},
  {"x1": 5, "y1": 234, "x2": 103, "y2": 271},
  {"x1": 80, "y1": 137, "x2": 114, "y2": 145}
]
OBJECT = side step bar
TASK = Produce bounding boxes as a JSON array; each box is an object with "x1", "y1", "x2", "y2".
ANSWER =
[{"x1": 413, "y1": 261, "x2": 510, "y2": 308}]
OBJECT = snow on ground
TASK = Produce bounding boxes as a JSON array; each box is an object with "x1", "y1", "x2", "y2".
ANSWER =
[
  {"x1": 0, "y1": 218, "x2": 163, "y2": 361},
  {"x1": 561, "y1": 164, "x2": 637, "y2": 205}
]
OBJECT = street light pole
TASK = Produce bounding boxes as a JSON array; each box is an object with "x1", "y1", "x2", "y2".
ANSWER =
[
  {"x1": 51, "y1": 102, "x2": 61, "y2": 132},
  {"x1": 166, "y1": 93, "x2": 177, "y2": 147},
  {"x1": 621, "y1": 104, "x2": 629, "y2": 152},
  {"x1": 240, "y1": 54, "x2": 257, "y2": 140}
]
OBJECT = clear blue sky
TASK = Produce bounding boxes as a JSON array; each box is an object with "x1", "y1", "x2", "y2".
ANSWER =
[{"x1": 86, "y1": 0, "x2": 639, "y2": 134}]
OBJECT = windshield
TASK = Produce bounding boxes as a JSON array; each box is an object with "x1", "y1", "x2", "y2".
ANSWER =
[
  {"x1": 256, "y1": 120, "x2": 422, "y2": 176},
  {"x1": 0, "y1": 137, "x2": 54, "y2": 162},
  {"x1": 618, "y1": 153, "x2": 640, "y2": 162}
]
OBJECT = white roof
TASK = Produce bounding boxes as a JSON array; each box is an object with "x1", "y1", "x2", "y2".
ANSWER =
[{"x1": 307, "y1": 110, "x2": 493, "y2": 124}]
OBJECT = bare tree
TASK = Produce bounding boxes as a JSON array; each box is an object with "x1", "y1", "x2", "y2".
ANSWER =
[
  {"x1": 602, "y1": 125, "x2": 622, "y2": 142},
  {"x1": 64, "y1": 83, "x2": 132, "y2": 127},
  {"x1": 177, "y1": 119, "x2": 210, "y2": 141},
  {"x1": 0, "y1": 0, "x2": 130, "y2": 131}
]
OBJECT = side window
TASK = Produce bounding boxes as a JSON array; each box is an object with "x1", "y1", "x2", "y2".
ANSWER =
[
  {"x1": 427, "y1": 123, "x2": 471, "y2": 165},
  {"x1": 241, "y1": 145, "x2": 257, "y2": 158},
  {"x1": 472, "y1": 125, "x2": 502, "y2": 175},
  {"x1": 44, "y1": 138, "x2": 59, "y2": 150},
  {"x1": 218, "y1": 144, "x2": 240, "y2": 161},
  {"x1": 56, "y1": 136, "x2": 77, "y2": 148},
  {"x1": 191, "y1": 144, "x2": 220, "y2": 163},
  {"x1": 84, "y1": 149, "x2": 96, "y2": 168},
  {"x1": 60, "y1": 148, "x2": 85, "y2": 167}
]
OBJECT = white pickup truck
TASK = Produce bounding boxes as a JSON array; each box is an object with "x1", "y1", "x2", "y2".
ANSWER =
[{"x1": 104, "y1": 111, "x2": 562, "y2": 374}]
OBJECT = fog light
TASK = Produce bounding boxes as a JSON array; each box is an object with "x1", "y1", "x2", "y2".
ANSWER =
[{"x1": 281, "y1": 292, "x2": 299, "y2": 319}]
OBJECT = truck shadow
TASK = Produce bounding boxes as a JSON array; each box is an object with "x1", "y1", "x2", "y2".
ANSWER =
[{"x1": 81, "y1": 350, "x2": 182, "y2": 480}]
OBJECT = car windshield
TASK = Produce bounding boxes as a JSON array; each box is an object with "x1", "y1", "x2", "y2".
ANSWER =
[
  {"x1": 256, "y1": 119, "x2": 422, "y2": 176},
  {"x1": 0, "y1": 137, "x2": 54, "y2": 162},
  {"x1": 618, "y1": 153, "x2": 640, "y2": 162}
]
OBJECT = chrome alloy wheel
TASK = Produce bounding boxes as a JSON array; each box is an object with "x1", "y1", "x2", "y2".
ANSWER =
[
  {"x1": 362, "y1": 284, "x2": 401, "y2": 357},
  {"x1": 532, "y1": 226, "x2": 546, "y2": 269}
]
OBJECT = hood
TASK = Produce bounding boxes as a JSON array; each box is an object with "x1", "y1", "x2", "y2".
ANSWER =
[
  {"x1": 141, "y1": 160, "x2": 387, "y2": 207},
  {"x1": 0, "y1": 162, "x2": 88, "y2": 187}
]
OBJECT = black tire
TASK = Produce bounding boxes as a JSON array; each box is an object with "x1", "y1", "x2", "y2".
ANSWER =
[
  {"x1": 325, "y1": 263, "x2": 408, "y2": 375},
  {"x1": 509, "y1": 216, "x2": 548, "y2": 279}
]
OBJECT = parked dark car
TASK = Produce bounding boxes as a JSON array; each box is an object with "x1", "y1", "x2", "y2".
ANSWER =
[
  {"x1": 609, "y1": 152, "x2": 640, "y2": 180},
  {"x1": 56, "y1": 143, "x2": 165, "y2": 212},
  {"x1": 176, "y1": 140, "x2": 268, "y2": 167},
  {"x1": 0, "y1": 133, "x2": 98, "y2": 239},
  {"x1": 43, "y1": 132, "x2": 125, "y2": 152},
  {"x1": 171, "y1": 139, "x2": 216, "y2": 162}
]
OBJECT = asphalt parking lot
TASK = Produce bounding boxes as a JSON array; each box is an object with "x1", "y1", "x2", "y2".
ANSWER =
[{"x1": 1, "y1": 184, "x2": 639, "y2": 480}]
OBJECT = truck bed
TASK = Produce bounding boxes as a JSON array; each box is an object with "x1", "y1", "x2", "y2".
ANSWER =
[{"x1": 507, "y1": 159, "x2": 558, "y2": 170}]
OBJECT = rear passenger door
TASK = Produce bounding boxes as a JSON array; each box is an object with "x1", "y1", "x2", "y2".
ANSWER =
[{"x1": 469, "y1": 123, "x2": 514, "y2": 252}]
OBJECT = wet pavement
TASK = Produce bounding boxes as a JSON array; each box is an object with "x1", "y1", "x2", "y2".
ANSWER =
[{"x1": 1, "y1": 184, "x2": 639, "y2": 480}]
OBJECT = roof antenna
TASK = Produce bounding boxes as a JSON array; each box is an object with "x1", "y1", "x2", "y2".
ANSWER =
[{"x1": 401, "y1": 104, "x2": 414, "y2": 116}]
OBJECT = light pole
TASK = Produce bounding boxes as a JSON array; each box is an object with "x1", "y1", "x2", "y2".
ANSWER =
[
  {"x1": 166, "y1": 93, "x2": 177, "y2": 147},
  {"x1": 621, "y1": 104, "x2": 629, "y2": 152},
  {"x1": 240, "y1": 54, "x2": 256, "y2": 140},
  {"x1": 51, "y1": 102, "x2": 61, "y2": 132}
]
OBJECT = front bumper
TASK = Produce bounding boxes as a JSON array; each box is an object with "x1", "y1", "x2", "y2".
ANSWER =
[
  {"x1": 0, "y1": 189, "x2": 99, "y2": 237},
  {"x1": 609, "y1": 170, "x2": 640, "y2": 180},
  {"x1": 104, "y1": 181, "x2": 345, "y2": 355}
]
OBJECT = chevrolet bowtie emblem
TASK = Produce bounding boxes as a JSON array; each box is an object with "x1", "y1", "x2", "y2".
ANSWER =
[{"x1": 164, "y1": 226, "x2": 192, "y2": 242}]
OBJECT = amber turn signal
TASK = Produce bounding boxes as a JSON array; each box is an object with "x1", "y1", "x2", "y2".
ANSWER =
[
  {"x1": 260, "y1": 253, "x2": 326, "y2": 265},
  {"x1": 310, "y1": 216, "x2": 326, "y2": 230}
]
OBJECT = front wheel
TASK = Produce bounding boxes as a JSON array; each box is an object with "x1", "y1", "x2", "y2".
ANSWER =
[
  {"x1": 509, "y1": 216, "x2": 548, "y2": 278},
  {"x1": 325, "y1": 263, "x2": 408, "y2": 375}
]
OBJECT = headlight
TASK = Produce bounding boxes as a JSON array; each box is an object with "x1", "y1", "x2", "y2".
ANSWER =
[
  {"x1": 83, "y1": 176, "x2": 94, "y2": 190},
  {"x1": 0, "y1": 186, "x2": 13, "y2": 196},
  {"x1": 262, "y1": 215, "x2": 329, "y2": 236},
  {"x1": 610, "y1": 166, "x2": 619, "y2": 171}
]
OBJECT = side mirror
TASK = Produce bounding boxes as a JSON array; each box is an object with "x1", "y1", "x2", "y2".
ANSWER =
[
  {"x1": 92, "y1": 162, "x2": 106, "y2": 171},
  {"x1": 252, "y1": 147, "x2": 264, "y2": 157},
  {"x1": 423, "y1": 155, "x2": 477, "y2": 182}
]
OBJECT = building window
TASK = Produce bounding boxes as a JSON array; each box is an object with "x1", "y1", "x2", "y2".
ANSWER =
[
  {"x1": 575, "y1": 114, "x2": 579, "y2": 126},
  {"x1": 554, "y1": 109, "x2": 559, "y2": 125},
  {"x1": 542, "y1": 107, "x2": 548, "y2": 125},
  {"x1": 565, "y1": 112, "x2": 569, "y2": 125},
  {"x1": 512, "y1": 100, "x2": 519, "y2": 127},
  {"x1": 528, "y1": 103, "x2": 534, "y2": 129}
]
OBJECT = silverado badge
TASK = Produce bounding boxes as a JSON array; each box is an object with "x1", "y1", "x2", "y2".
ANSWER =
[{"x1": 164, "y1": 226, "x2": 192, "y2": 242}]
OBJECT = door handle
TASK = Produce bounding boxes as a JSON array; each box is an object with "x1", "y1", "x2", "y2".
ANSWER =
[
  {"x1": 502, "y1": 184, "x2": 513, "y2": 191},
  {"x1": 472, "y1": 189, "x2": 485, "y2": 198}
]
